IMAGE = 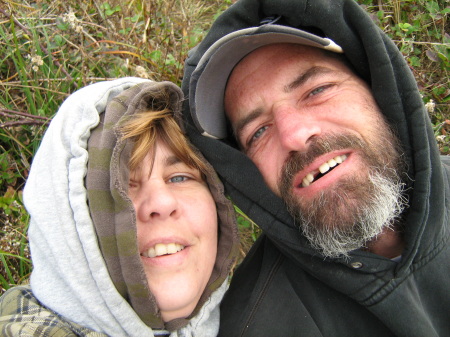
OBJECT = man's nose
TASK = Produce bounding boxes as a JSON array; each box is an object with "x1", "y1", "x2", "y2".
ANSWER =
[
  {"x1": 273, "y1": 103, "x2": 321, "y2": 153},
  {"x1": 136, "y1": 183, "x2": 178, "y2": 223}
]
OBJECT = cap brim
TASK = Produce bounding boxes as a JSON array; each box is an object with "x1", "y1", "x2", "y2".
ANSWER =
[{"x1": 189, "y1": 24, "x2": 343, "y2": 139}]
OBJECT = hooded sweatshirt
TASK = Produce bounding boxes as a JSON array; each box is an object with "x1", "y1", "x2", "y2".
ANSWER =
[
  {"x1": 0, "y1": 78, "x2": 239, "y2": 336},
  {"x1": 181, "y1": 0, "x2": 450, "y2": 336}
]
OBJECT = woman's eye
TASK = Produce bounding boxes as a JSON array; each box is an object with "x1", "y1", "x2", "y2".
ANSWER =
[
  {"x1": 128, "y1": 181, "x2": 138, "y2": 189},
  {"x1": 169, "y1": 175, "x2": 189, "y2": 183}
]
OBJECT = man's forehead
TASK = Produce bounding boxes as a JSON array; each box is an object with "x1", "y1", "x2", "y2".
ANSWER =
[
  {"x1": 236, "y1": 43, "x2": 328, "y2": 67},
  {"x1": 227, "y1": 43, "x2": 343, "y2": 95},
  {"x1": 190, "y1": 25, "x2": 344, "y2": 139},
  {"x1": 226, "y1": 44, "x2": 343, "y2": 99}
]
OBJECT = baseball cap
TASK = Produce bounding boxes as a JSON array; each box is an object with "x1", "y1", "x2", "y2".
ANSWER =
[{"x1": 189, "y1": 23, "x2": 343, "y2": 139}]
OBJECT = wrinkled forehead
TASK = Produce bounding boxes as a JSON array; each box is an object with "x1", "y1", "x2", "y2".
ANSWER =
[{"x1": 228, "y1": 43, "x2": 351, "y2": 81}]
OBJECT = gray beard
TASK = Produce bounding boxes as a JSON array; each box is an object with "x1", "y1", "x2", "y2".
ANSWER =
[
  {"x1": 279, "y1": 132, "x2": 408, "y2": 259},
  {"x1": 286, "y1": 170, "x2": 407, "y2": 258}
]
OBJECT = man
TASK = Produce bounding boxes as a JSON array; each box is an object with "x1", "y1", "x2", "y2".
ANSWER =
[
  {"x1": 224, "y1": 42, "x2": 408, "y2": 260},
  {"x1": 182, "y1": 0, "x2": 449, "y2": 336}
]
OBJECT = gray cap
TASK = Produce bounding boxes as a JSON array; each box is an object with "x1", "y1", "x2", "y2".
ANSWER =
[{"x1": 189, "y1": 24, "x2": 343, "y2": 139}]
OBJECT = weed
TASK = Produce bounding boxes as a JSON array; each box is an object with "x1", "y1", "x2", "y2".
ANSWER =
[
  {"x1": 0, "y1": 0, "x2": 449, "y2": 289},
  {"x1": 0, "y1": 0, "x2": 229, "y2": 292},
  {"x1": 363, "y1": 0, "x2": 450, "y2": 152},
  {"x1": 0, "y1": 187, "x2": 31, "y2": 293},
  {"x1": 234, "y1": 204, "x2": 262, "y2": 259}
]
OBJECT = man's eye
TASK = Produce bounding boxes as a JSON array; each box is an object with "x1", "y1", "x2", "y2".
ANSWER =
[
  {"x1": 169, "y1": 175, "x2": 189, "y2": 183},
  {"x1": 250, "y1": 125, "x2": 268, "y2": 143},
  {"x1": 308, "y1": 84, "x2": 332, "y2": 97},
  {"x1": 244, "y1": 125, "x2": 268, "y2": 151},
  {"x1": 253, "y1": 125, "x2": 268, "y2": 139}
]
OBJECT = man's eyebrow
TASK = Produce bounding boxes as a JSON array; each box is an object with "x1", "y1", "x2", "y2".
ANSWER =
[
  {"x1": 231, "y1": 67, "x2": 335, "y2": 144},
  {"x1": 233, "y1": 107, "x2": 264, "y2": 144},
  {"x1": 284, "y1": 66, "x2": 335, "y2": 93}
]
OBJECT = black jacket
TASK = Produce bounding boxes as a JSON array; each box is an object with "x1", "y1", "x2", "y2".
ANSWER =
[{"x1": 181, "y1": 0, "x2": 450, "y2": 336}]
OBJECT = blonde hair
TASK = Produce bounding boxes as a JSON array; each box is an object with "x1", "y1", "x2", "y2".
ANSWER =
[{"x1": 119, "y1": 88, "x2": 207, "y2": 174}]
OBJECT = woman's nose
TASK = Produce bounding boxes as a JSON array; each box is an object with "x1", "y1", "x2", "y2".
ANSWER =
[{"x1": 135, "y1": 183, "x2": 178, "y2": 223}]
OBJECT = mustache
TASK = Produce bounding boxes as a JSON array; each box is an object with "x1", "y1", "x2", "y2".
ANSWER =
[{"x1": 281, "y1": 133, "x2": 365, "y2": 182}]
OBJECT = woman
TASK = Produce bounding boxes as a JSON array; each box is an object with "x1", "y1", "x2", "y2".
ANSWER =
[{"x1": 0, "y1": 78, "x2": 239, "y2": 336}]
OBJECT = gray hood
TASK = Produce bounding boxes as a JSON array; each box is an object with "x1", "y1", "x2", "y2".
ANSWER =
[{"x1": 24, "y1": 78, "x2": 239, "y2": 336}]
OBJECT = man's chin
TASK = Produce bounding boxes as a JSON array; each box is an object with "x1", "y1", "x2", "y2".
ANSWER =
[{"x1": 285, "y1": 172, "x2": 407, "y2": 258}]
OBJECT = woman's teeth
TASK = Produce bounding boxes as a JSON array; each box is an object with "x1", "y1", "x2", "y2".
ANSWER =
[
  {"x1": 142, "y1": 243, "x2": 185, "y2": 258},
  {"x1": 301, "y1": 155, "x2": 347, "y2": 187}
]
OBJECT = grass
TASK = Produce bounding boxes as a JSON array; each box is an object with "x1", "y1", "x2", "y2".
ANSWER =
[{"x1": 0, "y1": 0, "x2": 449, "y2": 293}]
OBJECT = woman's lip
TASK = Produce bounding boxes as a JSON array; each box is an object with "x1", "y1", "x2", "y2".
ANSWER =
[
  {"x1": 140, "y1": 236, "x2": 190, "y2": 254},
  {"x1": 141, "y1": 243, "x2": 186, "y2": 258},
  {"x1": 140, "y1": 246, "x2": 190, "y2": 267}
]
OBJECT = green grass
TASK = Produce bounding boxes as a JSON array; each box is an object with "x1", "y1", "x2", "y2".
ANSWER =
[{"x1": 0, "y1": 0, "x2": 449, "y2": 293}]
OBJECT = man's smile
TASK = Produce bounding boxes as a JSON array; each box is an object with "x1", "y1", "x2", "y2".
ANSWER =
[
  {"x1": 289, "y1": 150, "x2": 352, "y2": 193},
  {"x1": 300, "y1": 154, "x2": 348, "y2": 187}
]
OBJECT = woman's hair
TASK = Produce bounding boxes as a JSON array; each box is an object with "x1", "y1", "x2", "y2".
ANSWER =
[{"x1": 119, "y1": 87, "x2": 207, "y2": 175}]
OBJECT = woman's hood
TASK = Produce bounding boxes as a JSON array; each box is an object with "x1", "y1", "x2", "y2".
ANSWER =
[{"x1": 24, "y1": 78, "x2": 239, "y2": 336}]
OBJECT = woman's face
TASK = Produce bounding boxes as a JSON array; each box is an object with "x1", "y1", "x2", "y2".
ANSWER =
[{"x1": 128, "y1": 139, "x2": 218, "y2": 322}]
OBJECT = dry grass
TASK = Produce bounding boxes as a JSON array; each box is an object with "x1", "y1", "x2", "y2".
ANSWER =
[
  {"x1": 0, "y1": 0, "x2": 448, "y2": 292},
  {"x1": 0, "y1": 0, "x2": 233, "y2": 293}
]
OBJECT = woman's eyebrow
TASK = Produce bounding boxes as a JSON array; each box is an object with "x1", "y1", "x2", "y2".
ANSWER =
[
  {"x1": 164, "y1": 155, "x2": 183, "y2": 167},
  {"x1": 284, "y1": 66, "x2": 335, "y2": 93}
]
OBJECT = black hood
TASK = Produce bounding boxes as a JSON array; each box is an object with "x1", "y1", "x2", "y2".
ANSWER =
[{"x1": 181, "y1": 0, "x2": 445, "y2": 285}]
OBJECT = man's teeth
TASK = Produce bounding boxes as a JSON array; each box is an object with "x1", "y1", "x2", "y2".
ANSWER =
[
  {"x1": 301, "y1": 155, "x2": 347, "y2": 187},
  {"x1": 142, "y1": 243, "x2": 185, "y2": 258}
]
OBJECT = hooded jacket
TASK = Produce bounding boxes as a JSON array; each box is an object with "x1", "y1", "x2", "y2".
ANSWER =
[
  {"x1": 181, "y1": 0, "x2": 450, "y2": 336},
  {"x1": 0, "y1": 78, "x2": 239, "y2": 336}
]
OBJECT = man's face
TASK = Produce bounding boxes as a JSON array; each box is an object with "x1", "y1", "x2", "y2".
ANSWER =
[{"x1": 224, "y1": 43, "x2": 406, "y2": 257}]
